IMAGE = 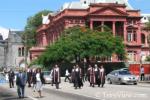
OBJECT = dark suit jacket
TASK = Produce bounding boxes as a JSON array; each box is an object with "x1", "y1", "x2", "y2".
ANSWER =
[{"x1": 16, "y1": 72, "x2": 27, "y2": 87}]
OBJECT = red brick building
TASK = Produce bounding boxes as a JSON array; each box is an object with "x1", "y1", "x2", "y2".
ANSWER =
[{"x1": 30, "y1": 0, "x2": 150, "y2": 65}]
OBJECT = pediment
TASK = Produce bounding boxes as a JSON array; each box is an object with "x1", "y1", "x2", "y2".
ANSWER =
[{"x1": 89, "y1": 7, "x2": 128, "y2": 16}]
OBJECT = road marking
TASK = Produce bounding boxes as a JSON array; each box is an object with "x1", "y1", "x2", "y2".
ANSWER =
[
  {"x1": 9, "y1": 87, "x2": 38, "y2": 100},
  {"x1": 28, "y1": 96, "x2": 38, "y2": 100}
]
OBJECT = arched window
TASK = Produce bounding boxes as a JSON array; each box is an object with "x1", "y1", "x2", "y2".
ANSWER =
[
  {"x1": 22, "y1": 47, "x2": 24, "y2": 56},
  {"x1": 18, "y1": 48, "x2": 21, "y2": 57},
  {"x1": 141, "y1": 34, "x2": 145, "y2": 44}
]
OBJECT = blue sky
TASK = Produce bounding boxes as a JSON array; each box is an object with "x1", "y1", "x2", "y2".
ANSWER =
[{"x1": 0, "y1": 0, "x2": 150, "y2": 30}]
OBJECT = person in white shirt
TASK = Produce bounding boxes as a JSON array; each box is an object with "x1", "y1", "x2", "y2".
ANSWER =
[
  {"x1": 64, "y1": 69, "x2": 71, "y2": 82},
  {"x1": 36, "y1": 68, "x2": 45, "y2": 98},
  {"x1": 140, "y1": 66, "x2": 145, "y2": 81}
]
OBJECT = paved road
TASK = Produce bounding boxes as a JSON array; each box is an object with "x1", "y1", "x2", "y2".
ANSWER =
[
  {"x1": 0, "y1": 86, "x2": 33, "y2": 100},
  {"x1": 43, "y1": 82, "x2": 150, "y2": 100},
  {"x1": 0, "y1": 82, "x2": 150, "y2": 100},
  {"x1": 0, "y1": 84, "x2": 97, "y2": 100}
]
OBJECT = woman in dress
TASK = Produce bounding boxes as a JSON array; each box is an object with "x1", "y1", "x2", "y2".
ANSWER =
[{"x1": 36, "y1": 68, "x2": 45, "y2": 98}]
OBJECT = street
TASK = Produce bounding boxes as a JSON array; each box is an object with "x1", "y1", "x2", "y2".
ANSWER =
[{"x1": 0, "y1": 81, "x2": 150, "y2": 100}]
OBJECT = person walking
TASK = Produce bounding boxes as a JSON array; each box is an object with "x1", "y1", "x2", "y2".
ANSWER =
[
  {"x1": 140, "y1": 66, "x2": 145, "y2": 81},
  {"x1": 87, "y1": 65, "x2": 95, "y2": 87},
  {"x1": 53, "y1": 64, "x2": 61, "y2": 89},
  {"x1": 99, "y1": 65, "x2": 105, "y2": 87},
  {"x1": 8, "y1": 69, "x2": 15, "y2": 88},
  {"x1": 71, "y1": 66, "x2": 76, "y2": 86},
  {"x1": 35, "y1": 68, "x2": 45, "y2": 98},
  {"x1": 32, "y1": 68, "x2": 36, "y2": 92},
  {"x1": 27, "y1": 68, "x2": 32, "y2": 87},
  {"x1": 94, "y1": 64, "x2": 100, "y2": 86},
  {"x1": 64, "y1": 69, "x2": 71, "y2": 82},
  {"x1": 74, "y1": 64, "x2": 83, "y2": 89},
  {"x1": 16, "y1": 69, "x2": 27, "y2": 98}
]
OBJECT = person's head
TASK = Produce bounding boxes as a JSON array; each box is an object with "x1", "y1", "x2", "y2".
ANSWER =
[
  {"x1": 73, "y1": 65, "x2": 76, "y2": 69},
  {"x1": 55, "y1": 64, "x2": 58, "y2": 68},
  {"x1": 89, "y1": 65, "x2": 92, "y2": 68},
  {"x1": 141, "y1": 66, "x2": 143, "y2": 68},
  {"x1": 76, "y1": 64, "x2": 79, "y2": 68},
  {"x1": 95, "y1": 64, "x2": 98, "y2": 68},
  {"x1": 100, "y1": 65, "x2": 104, "y2": 68},
  {"x1": 36, "y1": 68, "x2": 41, "y2": 73}
]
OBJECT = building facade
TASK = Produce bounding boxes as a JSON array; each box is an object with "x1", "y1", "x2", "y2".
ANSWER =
[
  {"x1": 30, "y1": 0, "x2": 150, "y2": 63},
  {"x1": 0, "y1": 26, "x2": 26, "y2": 69}
]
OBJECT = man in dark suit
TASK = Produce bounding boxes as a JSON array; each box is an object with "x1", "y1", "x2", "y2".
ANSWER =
[
  {"x1": 8, "y1": 69, "x2": 15, "y2": 88},
  {"x1": 52, "y1": 64, "x2": 61, "y2": 89},
  {"x1": 16, "y1": 69, "x2": 27, "y2": 98}
]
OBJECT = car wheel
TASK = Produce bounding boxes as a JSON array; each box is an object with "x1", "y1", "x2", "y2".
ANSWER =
[
  {"x1": 134, "y1": 83, "x2": 137, "y2": 85},
  {"x1": 107, "y1": 78, "x2": 112, "y2": 84},
  {"x1": 118, "y1": 78, "x2": 122, "y2": 85}
]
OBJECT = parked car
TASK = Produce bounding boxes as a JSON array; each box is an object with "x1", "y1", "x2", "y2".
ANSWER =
[
  {"x1": 42, "y1": 71, "x2": 52, "y2": 84},
  {"x1": 0, "y1": 72, "x2": 7, "y2": 83},
  {"x1": 119, "y1": 68, "x2": 129, "y2": 71},
  {"x1": 106, "y1": 70, "x2": 138, "y2": 85}
]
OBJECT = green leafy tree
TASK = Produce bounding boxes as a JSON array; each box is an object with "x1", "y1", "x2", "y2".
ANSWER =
[
  {"x1": 37, "y1": 26, "x2": 125, "y2": 67},
  {"x1": 22, "y1": 10, "x2": 52, "y2": 48}
]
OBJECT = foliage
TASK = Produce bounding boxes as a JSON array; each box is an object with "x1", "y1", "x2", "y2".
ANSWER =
[
  {"x1": 146, "y1": 56, "x2": 150, "y2": 61},
  {"x1": 37, "y1": 26, "x2": 125, "y2": 67},
  {"x1": 22, "y1": 10, "x2": 52, "y2": 48}
]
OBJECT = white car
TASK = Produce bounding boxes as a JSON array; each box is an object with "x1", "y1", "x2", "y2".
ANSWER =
[
  {"x1": 42, "y1": 71, "x2": 52, "y2": 84},
  {"x1": 106, "y1": 70, "x2": 138, "y2": 85}
]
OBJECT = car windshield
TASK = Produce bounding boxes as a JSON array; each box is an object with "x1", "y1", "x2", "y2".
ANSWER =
[
  {"x1": 119, "y1": 71, "x2": 131, "y2": 75},
  {"x1": 43, "y1": 72, "x2": 50, "y2": 75}
]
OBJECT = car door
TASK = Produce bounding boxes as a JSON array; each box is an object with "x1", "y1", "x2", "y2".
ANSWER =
[
  {"x1": 109, "y1": 71, "x2": 117, "y2": 83},
  {"x1": 113, "y1": 71, "x2": 120, "y2": 83}
]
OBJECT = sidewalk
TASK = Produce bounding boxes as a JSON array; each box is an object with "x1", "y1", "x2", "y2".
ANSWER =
[{"x1": 138, "y1": 81, "x2": 150, "y2": 87}]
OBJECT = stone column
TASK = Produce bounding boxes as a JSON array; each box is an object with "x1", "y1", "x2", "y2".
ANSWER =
[
  {"x1": 112, "y1": 21, "x2": 116, "y2": 36},
  {"x1": 101, "y1": 21, "x2": 104, "y2": 32},
  {"x1": 145, "y1": 34, "x2": 148, "y2": 47},
  {"x1": 42, "y1": 31, "x2": 47, "y2": 46},
  {"x1": 90, "y1": 20, "x2": 93, "y2": 30},
  {"x1": 124, "y1": 21, "x2": 127, "y2": 43},
  {"x1": 137, "y1": 22, "x2": 141, "y2": 44}
]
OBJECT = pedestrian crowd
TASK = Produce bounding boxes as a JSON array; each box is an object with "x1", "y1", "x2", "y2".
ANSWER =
[{"x1": 6, "y1": 64, "x2": 106, "y2": 99}]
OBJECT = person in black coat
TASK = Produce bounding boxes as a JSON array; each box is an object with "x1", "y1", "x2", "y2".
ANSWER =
[
  {"x1": 8, "y1": 69, "x2": 15, "y2": 88},
  {"x1": 98, "y1": 65, "x2": 105, "y2": 87},
  {"x1": 27, "y1": 69, "x2": 32, "y2": 87},
  {"x1": 32, "y1": 69, "x2": 37, "y2": 92},
  {"x1": 52, "y1": 64, "x2": 61, "y2": 89},
  {"x1": 16, "y1": 69, "x2": 27, "y2": 98},
  {"x1": 74, "y1": 64, "x2": 83, "y2": 89},
  {"x1": 94, "y1": 64, "x2": 100, "y2": 86}
]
